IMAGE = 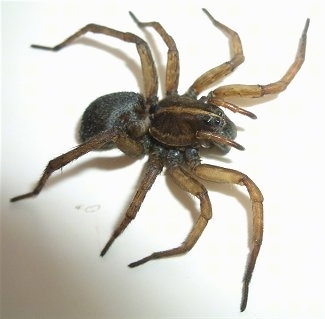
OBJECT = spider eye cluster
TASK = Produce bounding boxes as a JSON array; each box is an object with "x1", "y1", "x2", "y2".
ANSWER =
[
  {"x1": 200, "y1": 104, "x2": 235, "y2": 136},
  {"x1": 202, "y1": 115, "x2": 223, "y2": 127}
]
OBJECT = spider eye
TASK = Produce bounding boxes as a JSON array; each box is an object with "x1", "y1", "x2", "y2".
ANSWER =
[
  {"x1": 204, "y1": 116, "x2": 222, "y2": 127},
  {"x1": 217, "y1": 110, "x2": 223, "y2": 117}
]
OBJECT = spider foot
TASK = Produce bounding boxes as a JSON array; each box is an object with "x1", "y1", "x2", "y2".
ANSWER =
[
  {"x1": 31, "y1": 44, "x2": 60, "y2": 51},
  {"x1": 240, "y1": 280, "x2": 249, "y2": 312},
  {"x1": 100, "y1": 239, "x2": 115, "y2": 257},
  {"x1": 10, "y1": 190, "x2": 39, "y2": 202},
  {"x1": 128, "y1": 254, "x2": 155, "y2": 268},
  {"x1": 128, "y1": 245, "x2": 187, "y2": 268}
]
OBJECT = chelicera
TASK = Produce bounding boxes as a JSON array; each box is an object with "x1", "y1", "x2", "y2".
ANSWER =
[{"x1": 11, "y1": 9, "x2": 309, "y2": 311}]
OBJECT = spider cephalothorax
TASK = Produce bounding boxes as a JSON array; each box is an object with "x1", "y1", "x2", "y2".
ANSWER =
[{"x1": 11, "y1": 9, "x2": 309, "y2": 311}]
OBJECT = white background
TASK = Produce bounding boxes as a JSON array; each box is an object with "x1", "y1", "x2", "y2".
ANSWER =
[{"x1": 2, "y1": 1, "x2": 324, "y2": 319}]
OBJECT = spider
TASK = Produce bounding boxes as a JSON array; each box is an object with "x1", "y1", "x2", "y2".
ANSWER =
[{"x1": 10, "y1": 9, "x2": 309, "y2": 311}]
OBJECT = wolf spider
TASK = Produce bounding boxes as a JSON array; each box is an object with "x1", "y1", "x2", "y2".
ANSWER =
[{"x1": 10, "y1": 9, "x2": 309, "y2": 311}]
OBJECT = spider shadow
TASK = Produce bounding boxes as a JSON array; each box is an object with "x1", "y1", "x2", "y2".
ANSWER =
[
  {"x1": 68, "y1": 28, "x2": 280, "y2": 113},
  {"x1": 132, "y1": 26, "x2": 167, "y2": 96},
  {"x1": 43, "y1": 30, "x2": 263, "y2": 257},
  {"x1": 40, "y1": 148, "x2": 253, "y2": 259},
  {"x1": 45, "y1": 152, "x2": 138, "y2": 191},
  {"x1": 72, "y1": 37, "x2": 144, "y2": 93},
  {"x1": 227, "y1": 94, "x2": 279, "y2": 109},
  {"x1": 42, "y1": 152, "x2": 159, "y2": 234},
  {"x1": 165, "y1": 160, "x2": 253, "y2": 249}
]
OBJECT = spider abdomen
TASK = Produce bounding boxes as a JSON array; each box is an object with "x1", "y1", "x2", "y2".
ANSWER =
[{"x1": 79, "y1": 92, "x2": 147, "y2": 149}]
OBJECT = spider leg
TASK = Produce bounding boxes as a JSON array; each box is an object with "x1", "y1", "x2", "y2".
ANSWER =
[
  {"x1": 211, "y1": 19, "x2": 309, "y2": 99},
  {"x1": 10, "y1": 131, "x2": 118, "y2": 202},
  {"x1": 186, "y1": 9, "x2": 244, "y2": 98},
  {"x1": 193, "y1": 164, "x2": 263, "y2": 312},
  {"x1": 196, "y1": 131, "x2": 245, "y2": 151},
  {"x1": 31, "y1": 23, "x2": 158, "y2": 104},
  {"x1": 207, "y1": 97, "x2": 257, "y2": 119},
  {"x1": 100, "y1": 155, "x2": 163, "y2": 257},
  {"x1": 129, "y1": 12, "x2": 180, "y2": 96},
  {"x1": 128, "y1": 165, "x2": 212, "y2": 268}
]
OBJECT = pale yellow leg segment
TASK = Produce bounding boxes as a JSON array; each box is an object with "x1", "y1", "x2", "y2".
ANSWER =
[
  {"x1": 212, "y1": 19, "x2": 309, "y2": 99},
  {"x1": 187, "y1": 9, "x2": 245, "y2": 97},
  {"x1": 31, "y1": 23, "x2": 159, "y2": 104},
  {"x1": 129, "y1": 12, "x2": 180, "y2": 96},
  {"x1": 194, "y1": 164, "x2": 263, "y2": 312}
]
